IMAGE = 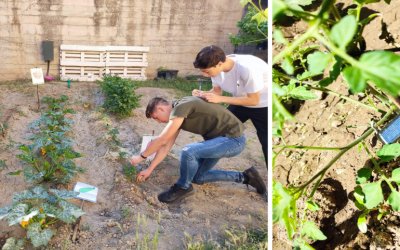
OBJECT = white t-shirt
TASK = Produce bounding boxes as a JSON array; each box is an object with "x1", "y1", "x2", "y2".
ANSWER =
[{"x1": 211, "y1": 54, "x2": 268, "y2": 108}]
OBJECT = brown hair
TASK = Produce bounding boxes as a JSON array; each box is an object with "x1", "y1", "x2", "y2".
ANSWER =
[
  {"x1": 145, "y1": 97, "x2": 170, "y2": 118},
  {"x1": 193, "y1": 45, "x2": 226, "y2": 69}
]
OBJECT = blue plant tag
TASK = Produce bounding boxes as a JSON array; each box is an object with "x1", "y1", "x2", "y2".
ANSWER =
[{"x1": 374, "y1": 114, "x2": 400, "y2": 144}]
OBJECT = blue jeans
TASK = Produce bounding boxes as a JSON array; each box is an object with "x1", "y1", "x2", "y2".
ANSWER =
[{"x1": 176, "y1": 134, "x2": 246, "y2": 189}]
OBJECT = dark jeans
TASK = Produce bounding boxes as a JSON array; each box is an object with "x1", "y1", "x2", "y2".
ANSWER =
[{"x1": 228, "y1": 105, "x2": 268, "y2": 168}]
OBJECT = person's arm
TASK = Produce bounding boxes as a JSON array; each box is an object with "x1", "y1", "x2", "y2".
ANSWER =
[
  {"x1": 200, "y1": 91, "x2": 260, "y2": 106},
  {"x1": 130, "y1": 117, "x2": 184, "y2": 167},
  {"x1": 192, "y1": 86, "x2": 223, "y2": 97},
  {"x1": 135, "y1": 129, "x2": 180, "y2": 182}
]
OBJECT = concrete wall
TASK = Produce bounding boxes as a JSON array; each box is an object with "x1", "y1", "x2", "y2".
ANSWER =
[{"x1": 0, "y1": 0, "x2": 244, "y2": 81}]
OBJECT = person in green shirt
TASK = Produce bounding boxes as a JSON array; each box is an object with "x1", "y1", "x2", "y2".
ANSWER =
[{"x1": 130, "y1": 96, "x2": 266, "y2": 203}]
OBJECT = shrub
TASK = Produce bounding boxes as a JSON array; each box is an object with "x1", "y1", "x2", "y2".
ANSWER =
[{"x1": 97, "y1": 74, "x2": 143, "y2": 118}]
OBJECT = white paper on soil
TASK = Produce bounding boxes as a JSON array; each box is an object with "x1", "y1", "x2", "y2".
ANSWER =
[{"x1": 73, "y1": 182, "x2": 98, "y2": 203}]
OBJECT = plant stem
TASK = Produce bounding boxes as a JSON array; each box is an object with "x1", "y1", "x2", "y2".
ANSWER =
[
  {"x1": 362, "y1": 142, "x2": 397, "y2": 192},
  {"x1": 273, "y1": 19, "x2": 322, "y2": 65},
  {"x1": 365, "y1": 84, "x2": 390, "y2": 106},
  {"x1": 306, "y1": 86, "x2": 387, "y2": 114},
  {"x1": 292, "y1": 108, "x2": 394, "y2": 195},
  {"x1": 331, "y1": 3, "x2": 342, "y2": 21},
  {"x1": 273, "y1": 145, "x2": 343, "y2": 151},
  {"x1": 43, "y1": 218, "x2": 58, "y2": 227}
]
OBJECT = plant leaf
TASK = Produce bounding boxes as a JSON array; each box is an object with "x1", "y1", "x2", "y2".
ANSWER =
[
  {"x1": 306, "y1": 201, "x2": 320, "y2": 211},
  {"x1": 26, "y1": 186, "x2": 50, "y2": 202},
  {"x1": 377, "y1": 143, "x2": 400, "y2": 162},
  {"x1": 293, "y1": 238, "x2": 314, "y2": 250},
  {"x1": 27, "y1": 222, "x2": 56, "y2": 247},
  {"x1": 251, "y1": 11, "x2": 267, "y2": 25},
  {"x1": 55, "y1": 200, "x2": 85, "y2": 223},
  {"x1": 0, "y1": 205, "x2": 12, "y2": 220},
  {"x1": 356, "y1": 168, "x2": 372, "y2": 184},
  {"x1": 354, "y1": 185, "x2": 366, "y2": 210},
  {"x1": 49, "y1": 189, "x2": 79, "y2": 200},
  {"x1": 307, "y1": 51, "x2": 332, "y2": 74},
  {"x1": 1, "y1": 237, "x2": 26, "y2": 250},
  {"x1": 274, "y1": 28, "x2": 287, "y2": 44},
  {"x1": 363, "y1": 182, "x2": 384, "y2": 209},
  {"x1": 7, "y1": 203, "x2": 38, "y2": 226},
  {"x1": 391, "y1": 168, "x2": 400, "y2": 184},
  {"x1": 273, "y1": 182, "x2": 292, "y2": 223},
  {"x1": 300, "y1": 220, "x2": 327, "y2": 240},
  {"x1": 357, "y1": 210, "x2": 368, "y2": 233},
  {"x1": 272, "y1": 122, "x2": 283, "y2": 137},
  {"x1": 282, "y1": 57, "x2": 294, "y2": 75},
  {"x1": 273, "y1": 93, "x2": 296, "y2": 122},
  {"x1": 388, "y1": 191, "x2": 400, "y2": 211},
  {"x1": 329, "y1": 15, "x2": 357, "y2": 49},
  {"x1": 343, "y1": 66, "x2": 366, "y2": 93}
]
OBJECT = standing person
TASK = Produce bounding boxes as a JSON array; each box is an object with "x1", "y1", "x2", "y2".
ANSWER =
[
  {"x1": 192, "y1": 45, "x2": 268, "y2": 167},
  {"x1": 130, "y1": 96, "x2": 266, "y2": 203}
]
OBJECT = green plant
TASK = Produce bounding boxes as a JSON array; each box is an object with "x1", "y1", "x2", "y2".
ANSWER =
[
  {"x1": 157, "y1": 66, "x2": 168, "y2": 71},
  {"x1": 186, "y1": 75, "x2": 198, "y2": 80},
  {"x1": 80, "y1": 223, "x2": 90, "y2": 231},
  {"x1": 0, "y1": 159, "x2": 8, "y2": 173},
  {"x1": 0, "y1": 186, "x2": 85, "y2": 248},
  {"x1": 272, "y1": 0, "x2": 400, "y2": 248},
  {"x1": 7, "y1": 95, "x2": 85, "y2": 184},
  {"x1": 124, "y1": 165, "x2": 137, "y2": 182},
  {"x1": 120, "y1": 206, "x2": 133, "y2": 218},
  {"x1": 229, "y1": 5, "x2": 268, "y2": 46},
  {"x1": 97, "y1": 74, "x2": 142, "y2": 118}
]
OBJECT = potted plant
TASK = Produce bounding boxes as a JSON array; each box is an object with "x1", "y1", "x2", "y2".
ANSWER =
[{"x1": 157, "y1": 67, "x2": 178, "y2": 79}]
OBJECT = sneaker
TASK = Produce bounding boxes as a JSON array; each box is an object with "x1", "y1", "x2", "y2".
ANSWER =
[
  {"x1": 243, "y1": 166, "x2": 266, "y2": 195},
  {"x1": 158, "y1": 184, "x2": 196, "y2": 203}
]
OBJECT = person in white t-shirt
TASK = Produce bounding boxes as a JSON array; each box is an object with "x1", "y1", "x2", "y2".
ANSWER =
[{"x1": 192, "y1": 45, "x2": 268, "y2": 168}]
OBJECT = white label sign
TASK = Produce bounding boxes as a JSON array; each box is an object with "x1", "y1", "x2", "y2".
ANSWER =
[
  {"x1": 30, "y1": 68, "x2": 44, "y2": 85},
  {"x1": 140, "y1": 136, "x2": 158, "y2": 160}
]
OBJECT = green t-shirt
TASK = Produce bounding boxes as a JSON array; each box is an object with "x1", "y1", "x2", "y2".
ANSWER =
[{"x1": 170, "y1": 96, "x2": 245, "y2": 140}]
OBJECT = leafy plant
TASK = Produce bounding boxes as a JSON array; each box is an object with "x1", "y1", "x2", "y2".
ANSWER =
[
  {"x1": 157, "y1": 66, "x2": 168, "y2": 71},
  {"x1": 229, "y1": 5, "x2": 268, "y2": 46},
  {"x1": 97, "y1": 74, "x2": 143, "y2": 118},
  {"x1": 0, "y1": 159, "x2": 7, "y2": 173},
  {"x1": 8, "y1": 95, "x2": 85, "y2": 184},
  {"x1": 272, "y1": 0, "x2": 400, "y2": 248},
  {"x1": 0, "y1": 186, "x2": 85, "y2": 248},
  {"x1": 124, "y1": 165, "x2": 137, "y2": 182}
]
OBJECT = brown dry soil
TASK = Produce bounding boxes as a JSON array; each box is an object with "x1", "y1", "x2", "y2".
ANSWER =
[
  {"x1": 0, "y1": 82, "x2": 267, "y2": 250},
  {"x1": 273, "y1": 0, "x2": 400, "y2": 250}
]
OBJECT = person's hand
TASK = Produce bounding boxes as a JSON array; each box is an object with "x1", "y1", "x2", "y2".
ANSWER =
[
  {"x1": 200, "y1": 92, "x2": 221, "y2": 103},
  {"x1": 130, "y1": 155, "x2": 143, "y2": 166},
  {"x1": 192, "y1": 89, "x2": 200, "y2": 97},
  {"x1": 136, "y1": 168, "x2": 152, "y2": 182}
]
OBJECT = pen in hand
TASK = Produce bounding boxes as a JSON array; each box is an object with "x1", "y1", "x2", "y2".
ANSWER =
[{"x1": 199, "y1": 83, "x2": 202, "y2": 96}]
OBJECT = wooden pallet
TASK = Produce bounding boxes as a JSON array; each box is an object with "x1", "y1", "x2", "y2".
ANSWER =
[{"x1": 60, "y1": 45, "x2": 149, "y2": 81}]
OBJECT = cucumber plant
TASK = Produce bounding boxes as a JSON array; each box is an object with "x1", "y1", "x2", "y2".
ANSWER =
[
  {"x1": 0, "y1": 186, "x2": 85, "y2": 248},
  {"x1": 273, "y1": 0, "x2": 400, "y2": 248}
]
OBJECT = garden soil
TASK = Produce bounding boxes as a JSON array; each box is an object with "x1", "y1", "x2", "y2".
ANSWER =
[
  {"x1": 273, "y1": 1, "x2": 400, "y2": 249},
  {"x1": 0, "y1": 82, "x2": 267, "y2": 249}
]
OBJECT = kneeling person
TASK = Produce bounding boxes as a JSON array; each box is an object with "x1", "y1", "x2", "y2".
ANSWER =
[{"x1": 130, "y1": 96, "x2": 266, "y2": 203}]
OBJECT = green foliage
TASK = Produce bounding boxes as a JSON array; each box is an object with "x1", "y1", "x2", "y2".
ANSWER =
[
  {"x1": 272, "y1": 0, "x2": 398, "y2": 247},
  {"x1": 0, "y1": 187, "x2": 84, "y2": 248},
  {"x1": 97, "y1": 74, "x2": 143, "y2": 118},
  {"x1": 124, "y1": 165, "x2": 137, "y2": 182},
  {"x1": 7, "y1": 95, "x2": 85, "y2": 184},
  {"x1": 229, "y1": 6, "x2": 267, "y2": 46},
  {"x1": 1, "y1": 237, "x2": 25, "y2": 250},
  {"x1": 157, "y1": 66, "x2": 168, "y2": 71},
  {"x1": 0, "y1": 159, "x2": 7, "y2": 173}
]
